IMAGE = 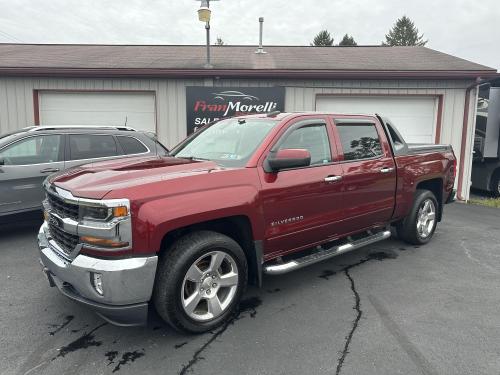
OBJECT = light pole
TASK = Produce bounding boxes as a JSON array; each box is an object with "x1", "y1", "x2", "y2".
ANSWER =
[{"x1": 197, "y1": 0, "x2": 218, "y2": 69}]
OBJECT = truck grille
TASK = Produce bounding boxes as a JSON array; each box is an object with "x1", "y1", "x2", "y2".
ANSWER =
[
  {"x1": 48, "y1": 221, "x2": 79, "y2": 254},
  {"x1": 47, "y1": 193, "x2": 79, "y2": 221}
]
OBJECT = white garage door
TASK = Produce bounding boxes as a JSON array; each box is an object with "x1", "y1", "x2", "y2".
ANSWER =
[
  {"x1": 316, "y1": 95, "x2": 438, "y2": 143},
  {"x1": 39, "y1": 91, "x2": 156, "y2": 132}
]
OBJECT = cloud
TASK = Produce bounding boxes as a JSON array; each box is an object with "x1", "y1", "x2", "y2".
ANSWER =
[{"x1": 0, "y1": 0, "x2": 498, "y2": 69}]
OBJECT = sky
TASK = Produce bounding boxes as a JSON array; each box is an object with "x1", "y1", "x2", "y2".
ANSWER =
[{"x1": 0, "y1": 0, "x2": 498, "y2": 69}]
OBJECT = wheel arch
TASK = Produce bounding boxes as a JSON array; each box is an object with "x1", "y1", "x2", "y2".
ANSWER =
[
  {"x1": 159, "y1": 215, "x2": 262, "y2": 287},
  {"x1": 415, "y1": 178, "x2": 443, "y2": 221}
]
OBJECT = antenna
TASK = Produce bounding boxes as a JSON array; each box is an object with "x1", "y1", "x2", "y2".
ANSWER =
[{"x1": 124, "y1": 116, "x2": 128, "y2": 127}]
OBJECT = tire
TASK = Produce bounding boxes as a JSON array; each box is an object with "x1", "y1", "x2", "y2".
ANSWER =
[
  {"x1": 153, "y1": 230, "x2": 248, "y2": 333},
  {"x1": 396, "y1": 189, "x2": 438, "y2": 245},
  {"x1": 490, "y1": 171, "x2": 500, "y2": 198}
]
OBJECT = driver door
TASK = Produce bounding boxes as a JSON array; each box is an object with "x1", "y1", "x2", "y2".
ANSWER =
[
  {"x1": 0, "y1": 134, "x2": 65, "y2": 215},
  {"x1": 259, "y1": 117, "x2": 345, "y2": 257}
]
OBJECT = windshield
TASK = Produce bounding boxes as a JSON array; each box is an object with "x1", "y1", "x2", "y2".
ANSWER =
[{"x1": 171, "y1": 118, "x2": 278, "y2": 167}]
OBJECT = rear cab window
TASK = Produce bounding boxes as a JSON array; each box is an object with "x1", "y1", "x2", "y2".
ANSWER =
[{"x1": 335, "y1": 122, "x2": 383, "y2": 161}]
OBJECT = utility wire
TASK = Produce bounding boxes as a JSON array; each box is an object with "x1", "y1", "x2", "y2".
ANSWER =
[{"x1": 0, "y1": 28, "x2": 24, "y2": 43}]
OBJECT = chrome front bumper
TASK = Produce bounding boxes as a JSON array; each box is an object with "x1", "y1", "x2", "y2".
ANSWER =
[{"x1": 38, "y1": 222, "x2": 158, "y2": 326}]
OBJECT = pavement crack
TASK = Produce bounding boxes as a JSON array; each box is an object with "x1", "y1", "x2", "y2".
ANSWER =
[
  {"x1": 331, "y1": 250, "x2": 398, "y2": 374},
  {"x1": 178, "y1": 297, "x2": 262, "y2": 375},
  {"x1": 48, "y1": 315, "x2": 74, "y2": 336},
  {"x1": 335, "y1": 261, "x2": 366, "y2": 375}
]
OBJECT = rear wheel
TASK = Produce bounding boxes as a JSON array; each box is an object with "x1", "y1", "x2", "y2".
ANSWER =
[
  {"x1": 153, "y1": 231, "x2": 247, "y2": 333},
  {"x1": 397, "y1": 189, "x2": 438, "y2": 245}
]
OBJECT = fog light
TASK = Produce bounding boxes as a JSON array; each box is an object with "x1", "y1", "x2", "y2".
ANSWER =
[{"x1": 91, "y1": 272, "x2": 104, "y2": 295}]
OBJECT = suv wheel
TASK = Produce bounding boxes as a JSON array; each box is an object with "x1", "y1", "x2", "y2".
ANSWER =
[
  {"x1": 154, "y1": 231, "x2": 247, "y2": 333},
  {"x1": 397, "y1": 189, "x2": 438, "y2": 245}
]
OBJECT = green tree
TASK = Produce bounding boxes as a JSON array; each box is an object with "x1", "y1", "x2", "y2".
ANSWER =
[
  {"x1": 311, "y1": 30, "x2": 334, "y2": 46},
  {"x1": 215, "y1": 36, "x2": 225, "y2": 46},
  {"x1": 383, "y1": 16, "x2": 427, "y2": 46},
  {"x1": 338, "y1": 34, "x2": 357, "y2": 46}
]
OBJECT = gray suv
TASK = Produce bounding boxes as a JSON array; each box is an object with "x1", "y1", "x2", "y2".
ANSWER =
[{"x1": 0, "y1": 126, "x2": 168, "y2": 217}]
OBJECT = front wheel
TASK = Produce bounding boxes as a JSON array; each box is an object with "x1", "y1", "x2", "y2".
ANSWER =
[
  {"x1": 153, "y1": 231, "x2": 248, "y2": 333},
  {"x1": 397, "y1": 189, "x2": 438, "y2": 245}
]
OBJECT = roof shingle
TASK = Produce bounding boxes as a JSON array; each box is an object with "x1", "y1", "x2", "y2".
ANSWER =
[{"x1": 0, "y1": 44, "x2": 495, "y2": 78}]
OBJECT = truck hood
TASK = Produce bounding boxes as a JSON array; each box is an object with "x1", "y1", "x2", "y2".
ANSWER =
[{"x1": 48, "y1": 156, "x2": 222, "y2": 199}]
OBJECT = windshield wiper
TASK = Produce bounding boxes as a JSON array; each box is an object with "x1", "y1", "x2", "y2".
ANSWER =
[{"x1": 178, "y1": 156, "x2": 211, "y2": 161}]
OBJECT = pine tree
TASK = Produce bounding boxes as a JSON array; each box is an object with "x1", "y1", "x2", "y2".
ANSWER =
[
  {"x1": 383, "y1": 16, "x2": 427, "y2": 46},
  {"x1": 311, "y1": 30, "x2": 334, "y2": 46},
  {"x1": 215, "y1": 37, "x2": 225, "y2": 46},
  {"x1": 338, "y1": 34, "x2": 357, "y2": 46}
]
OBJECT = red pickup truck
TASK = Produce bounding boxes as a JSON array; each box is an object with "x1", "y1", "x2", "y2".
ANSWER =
[{"x1": 38, "y1": 112, "x2": 456, "y2": 333}]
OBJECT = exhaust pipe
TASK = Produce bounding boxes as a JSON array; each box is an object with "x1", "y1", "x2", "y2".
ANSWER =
[{"x1": 255, "y1": 17, "x2": 266, "y2": 54}]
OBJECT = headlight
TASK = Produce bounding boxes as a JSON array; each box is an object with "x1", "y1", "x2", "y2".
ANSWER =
[{"x1": 79, "y1": 204, "x2": 128, "y2": 221}]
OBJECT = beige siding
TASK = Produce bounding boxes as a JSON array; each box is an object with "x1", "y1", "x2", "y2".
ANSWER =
[{"x1": 0, "y1": 76, "x2": 475, "y2": 199}]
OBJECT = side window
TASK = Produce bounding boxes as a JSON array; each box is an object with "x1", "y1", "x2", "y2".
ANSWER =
[
  {"x1": 0, "y1": 135, "x2": 62, "y2": 165},
  {"x1": 69, "y1": 134, "x2": 117, "y2": 160},
  {"x1": 117, "y1": 136, "x2": 148, "y2": 155},
  {"x1": 279, "y1": 124, "x2": 332, "y2": 165},
  {"x1": 337, "y1": 123, "x2": 383, "y2": 161}
]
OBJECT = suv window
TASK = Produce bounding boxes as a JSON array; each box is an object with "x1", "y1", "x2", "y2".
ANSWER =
[
  {"x1": 69, "y1": 134, "x2": 117, "y2": 160},
  {"x1": 337, "y1": 123, "x2": 383, "y2": 161},
  {"x1": 279, "y1": 124, "x2": 332, "y2": 165},
  {"x1": 117, "y1": 136, "x2": 148, "y2": 155},
  {"x1": 0, "y1": 135, "x2": 62, "y2": 165}
]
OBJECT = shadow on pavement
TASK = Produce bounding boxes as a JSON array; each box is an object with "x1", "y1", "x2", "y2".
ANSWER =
[{"x1": 0, "y1": 211, "x2": 43, "y2": 238}]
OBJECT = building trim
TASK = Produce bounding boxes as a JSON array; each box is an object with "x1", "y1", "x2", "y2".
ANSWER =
[
  {"x1": 435, "y1": 95, "x2": 444, "y2": 143},
  {"x1": 1, "y1": 68, "x2": 498, "y2": 80},
  {"x1": 457, "y1": 87, "x2": 473, "y2": 200},
  {"x1": 33, "y1": 90, "x2": 40, "y2": 125}
]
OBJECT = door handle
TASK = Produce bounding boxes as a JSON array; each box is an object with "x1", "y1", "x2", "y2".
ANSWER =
[
  {"x1": 324, "y1": 175, "x2": 342, "y2": 182},
  {"x1": 380, "y1": 167, "x2": 394, "y2": 173},
  {"x1": 40, "y1": 168, "x2": 60, "y2": 173}
]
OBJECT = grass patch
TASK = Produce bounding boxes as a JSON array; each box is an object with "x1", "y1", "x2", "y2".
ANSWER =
[{"x1": 469, "y1": 197, "x2": 500, "y2": 208}]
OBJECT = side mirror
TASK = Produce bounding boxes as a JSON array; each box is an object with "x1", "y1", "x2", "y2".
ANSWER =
[
  {"x1": 265, "y1": 148, "x2": 311, "y2": 172},
  {"x1": 0, "y1": 157, "x2": 4, "y2": 166}
]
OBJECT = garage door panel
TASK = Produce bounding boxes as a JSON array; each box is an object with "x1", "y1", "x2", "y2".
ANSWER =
[
  {"x1": 316, "y1": 95, "x2": 437, "y2": 144},
  {"x1": 40, "y1": 110, "x2": 155, "y2": 129},
  {"x1": 39, "y1": 92, "x2": 156, "y2": 132}
]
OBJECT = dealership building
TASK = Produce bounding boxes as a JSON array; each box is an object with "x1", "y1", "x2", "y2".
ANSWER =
[{"x1": 0, "y1": 43, "x2": 497, "y2": 200}]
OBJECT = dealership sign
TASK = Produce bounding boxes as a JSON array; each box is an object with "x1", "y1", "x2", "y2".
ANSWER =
[{"x1": 186, "y1": 86, "x2": 285, "y2": 134}]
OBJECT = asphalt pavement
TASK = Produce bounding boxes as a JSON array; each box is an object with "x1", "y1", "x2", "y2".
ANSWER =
[{"x1": 1, "y1": 203, "x2": 499, "y2": 375}]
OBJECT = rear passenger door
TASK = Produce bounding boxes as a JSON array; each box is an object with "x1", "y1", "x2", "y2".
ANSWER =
[
  {"x1": 64, "y1": 133, "x2": 120, "y2": 168},
  {"x1": 332, "y1": 118, "x2": 397, "y2": 232}
]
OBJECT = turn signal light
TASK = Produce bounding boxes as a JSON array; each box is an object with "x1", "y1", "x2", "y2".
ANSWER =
[
  {"x1": 113, "y1": 206, "x2": 128, "y2": 217},
  {"x1": 80, "y1": 236, "x2": 129, "y2": 248}
]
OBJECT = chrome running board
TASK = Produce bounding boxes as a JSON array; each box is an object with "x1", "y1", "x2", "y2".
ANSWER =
[{"x1": 263, "y1": 230, "x2": 391, "y2": 275}]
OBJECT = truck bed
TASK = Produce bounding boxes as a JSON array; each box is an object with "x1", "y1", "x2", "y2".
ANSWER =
[{"x1": 407, "y1": 143, "x2": 453, "y2": 154}]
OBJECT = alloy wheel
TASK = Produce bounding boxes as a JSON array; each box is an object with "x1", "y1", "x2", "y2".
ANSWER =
[
  {"x1": 181, "y1": 251, "x2": 239, "y2": 321},
  {"x1": 416, "y1": 198, "x2": 436, "y2": 238}
]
